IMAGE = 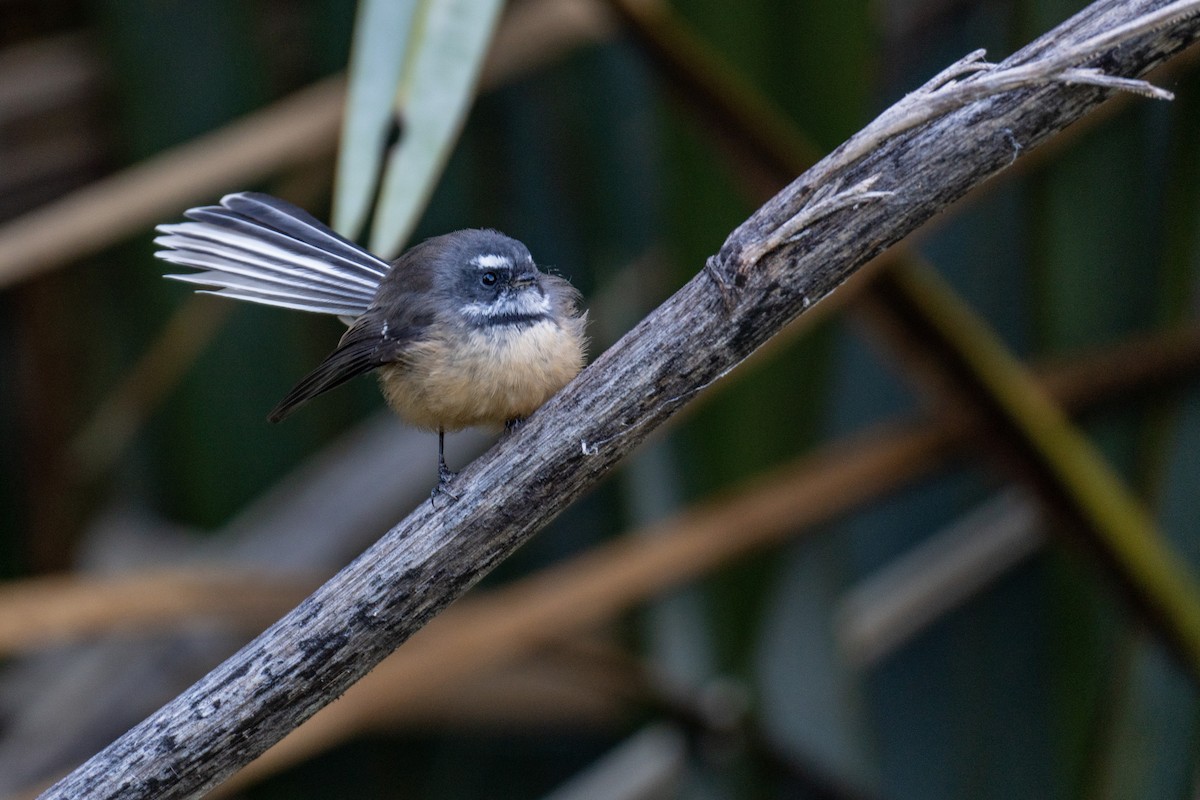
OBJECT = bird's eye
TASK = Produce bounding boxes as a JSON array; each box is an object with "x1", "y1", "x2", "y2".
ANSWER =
[{"x1": 480, "y1": 271, "x2": 498, "y2": 287}]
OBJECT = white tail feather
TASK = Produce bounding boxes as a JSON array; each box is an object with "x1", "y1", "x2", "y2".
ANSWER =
[{"x1": 156, "y1": 192, "x2": 388, "y2": 317}]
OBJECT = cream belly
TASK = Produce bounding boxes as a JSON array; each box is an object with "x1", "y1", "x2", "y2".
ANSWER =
[{"x1": 377, "y1": 318, "x2": 585, "y2": 431}]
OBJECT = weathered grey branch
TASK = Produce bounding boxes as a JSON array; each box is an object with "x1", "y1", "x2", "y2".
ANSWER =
[{"x1": 39, "y1": 2, "x2": 1200, "y2": 797}]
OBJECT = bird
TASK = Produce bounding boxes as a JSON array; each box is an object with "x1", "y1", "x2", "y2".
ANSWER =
[{"x1": 155, "y1": 192, "x2": 587, "y2": 491}]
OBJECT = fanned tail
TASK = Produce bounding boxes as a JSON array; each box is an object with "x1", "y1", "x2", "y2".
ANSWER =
[{"x1": 156, "y1": 192, "x2": 388, "y2": 317}]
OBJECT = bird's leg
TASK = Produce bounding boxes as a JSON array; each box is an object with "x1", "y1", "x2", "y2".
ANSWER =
[
  {"x1": 504, "y1": 417, "x2": 524, "y2": 433},
  {"x1": 431, "y1": 428, "x2": 459, "y2": 505},
  {"x1": 437, "y1": 428, "x2": 456, "y2": 482}
]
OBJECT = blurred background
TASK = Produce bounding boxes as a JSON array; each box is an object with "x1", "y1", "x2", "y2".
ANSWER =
[{"x1": 2, "y1": 0, "x2": 1200, "y2": 797}]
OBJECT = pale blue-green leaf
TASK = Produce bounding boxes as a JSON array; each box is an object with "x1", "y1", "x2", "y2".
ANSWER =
[
  {"x1": 333, "y1": 0, "x2": 418, "y2": 239},
  {"x1": 756, "y1": 534, "x2": 877, "y2": 790},
  {"x1": 1095, "y1": 388, "x2": 1200, "y2": 800},
  {"x1": 368, "y1": 0, "x2": 504, "y2": 258}
]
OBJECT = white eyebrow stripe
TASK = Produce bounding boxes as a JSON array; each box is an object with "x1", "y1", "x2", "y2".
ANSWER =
[{"x1": 472, "y1": 253, "x2": 513, "y2": 269}]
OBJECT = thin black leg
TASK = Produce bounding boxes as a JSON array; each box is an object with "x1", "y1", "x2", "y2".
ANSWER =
[
  {"x1": 431, "y1": 428, "x2": 459, "y2": 505},
  {"x1": 437, "y1": 428, "x2": 458, "y2": 483}
]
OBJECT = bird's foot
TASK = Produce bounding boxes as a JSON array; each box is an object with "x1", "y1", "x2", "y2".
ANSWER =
[{"x1": 429, "y1": 464, "x2": 460, "y2": 509}]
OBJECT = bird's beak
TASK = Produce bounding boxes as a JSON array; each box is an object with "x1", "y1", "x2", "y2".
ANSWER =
[{"x1": 511, "y1": 271, "x2": 538, "y2": 289}]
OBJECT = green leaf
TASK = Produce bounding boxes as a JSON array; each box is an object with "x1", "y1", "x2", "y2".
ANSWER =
[
  {"x1": 368, "y1": 0, "x2": 505, "y2": 257},
  {"x1": 333, "y1": 0, "x2": 418, "y2": 239}
]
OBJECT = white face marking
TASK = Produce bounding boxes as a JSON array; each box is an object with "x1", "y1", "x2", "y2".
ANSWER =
[
  {"x1": 471, "y1": 253, "x2": 513, "y2": 269},
  {"x1": 459, "y1": 290, "x2": 552, "y2": 321}
]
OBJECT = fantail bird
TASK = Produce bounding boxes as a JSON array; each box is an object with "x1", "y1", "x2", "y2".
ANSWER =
[{"x1": 155, "y1": 192, "x2": 587, "y2": 490}]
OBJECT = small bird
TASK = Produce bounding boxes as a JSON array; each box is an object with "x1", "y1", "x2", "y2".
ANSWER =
[{"x1": 156, "y1": 192, "x2": 587, "y2": 490}]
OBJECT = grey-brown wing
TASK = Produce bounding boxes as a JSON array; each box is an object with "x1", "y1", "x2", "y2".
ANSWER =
[{"x1": 267, "y1": 315, "x2": 416, "y2": 422}]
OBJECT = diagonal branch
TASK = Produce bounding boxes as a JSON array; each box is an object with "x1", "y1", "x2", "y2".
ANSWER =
[
  {"x1": 606, "y1": 0, "x2": 1200, "y2": 680},
  {"x1": 38, "y1": 2, "x2": 1200, "y2": 798}
]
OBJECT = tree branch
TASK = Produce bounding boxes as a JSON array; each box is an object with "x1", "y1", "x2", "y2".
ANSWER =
[{"x1": 38, "y1": 1, "x2": 1200, "y2": 797}]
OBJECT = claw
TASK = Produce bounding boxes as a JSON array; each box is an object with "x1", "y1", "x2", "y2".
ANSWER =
[
  {"x1": 430, "y1": 471, "x2": 459, "y2": 508},
  {"x1": 429, "y1": 428, "x2": 460, "y2": 509}
]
